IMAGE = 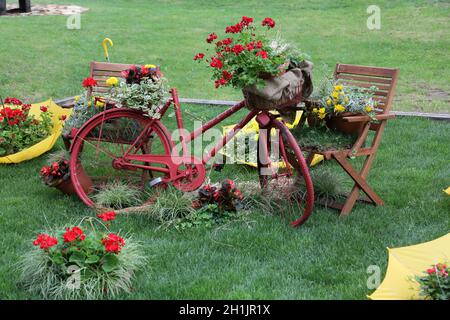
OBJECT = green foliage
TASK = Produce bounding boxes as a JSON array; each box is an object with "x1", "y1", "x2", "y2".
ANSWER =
[
  {"x1": 62, "y1": 91, "x2": 99, "y2": 135},
  {"x1": 17, "y1": 219, "x2": 146, "y2": 300},
  {"x1": 176, "y1": 204, "x2": 243, "y2": 230},
  {"x1": 92, "y1": 181, "x2": 142, "y2": 210},
  {"x1": 292, "y1": 125, "x2": 357, "y2": 151},
  {"x1": 416, "y1": 263, "x2": 450, "y2": 300}
]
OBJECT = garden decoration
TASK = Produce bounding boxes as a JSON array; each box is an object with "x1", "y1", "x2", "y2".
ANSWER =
[
  {"x1": 221, "y1": 112, "x2": 324, "y2": 168},
  {"x1": 295, "y1": 63, "x2": 398, "y2": 216},
  {"x1": 102, "y1": 38, "x2": 113, "y2": 62},
  {"x1": 68, "y1": 48, "x2": 315, "y2": 227},
  {"x1": 18, "y1": 214, "x2": 146, "y2": 299},
  {"x1": 369, "y1": 233, "x2": 450, "y2": 300},
  {"x1": 0, "y1": 98, "x2": 71, "y2": 164}
]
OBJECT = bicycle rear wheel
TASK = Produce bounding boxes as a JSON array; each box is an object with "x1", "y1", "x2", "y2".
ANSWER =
[
  {"x1": 70, "y1": 109, "x2": 173, "y2": 207},
  {"x1": 257, "y1": 119, "x2": 314, "y2": 227}
]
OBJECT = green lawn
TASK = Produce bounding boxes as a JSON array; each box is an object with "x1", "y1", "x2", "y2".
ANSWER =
[
  {"x1": 1, "y1": 0, "x2": 449, "y2": 112},
  {"x1": 0, "y1": 0, "x2": 449, "y2": 300}
]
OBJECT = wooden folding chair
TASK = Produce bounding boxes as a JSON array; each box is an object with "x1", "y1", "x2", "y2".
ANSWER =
[
  {"x1": 303, "y1": 63, "x2": 399, "y2": 216},
  {"x1": 87, "y1": 61, "x2": 136, "y2": 96}
]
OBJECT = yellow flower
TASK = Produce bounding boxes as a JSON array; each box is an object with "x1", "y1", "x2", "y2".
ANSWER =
[
  {"x1": 96, "y1": 101, "x2": 105, "y2": 108},
  {"x1": 334, "y1": 104, "x2": 345, "y2": 113},
  {"x1": 74, "y1": 95, "x2": 80, "y2": 102},
  {"x1": 106, "y1": 77, "x2": 119, "y2": 87},
  {"x1": 87, "y1": 101, "x2": 92, "y2": 107},
  {"x1": 319, "y1": 107, "x2": 326, "y2": 114},
  {"x1": 312, "y1": 108, "x2": 318, "y2": 113},
  {"x1": 318, "y1": 113, "x2": 326, "y2": 119},
  {"x1": 326, "y1": 99, "x2": 331, "y2": 106},
  {"x1": 334, "y1": 85, "x2": 343, "y2": 91},
  {"x1": 365, "y1": 106, "x2": 373, "y2": 112},
  {"x1": 344, "y1": 97, "x2": 349, "y2": 103},
  {"x1": 331, "y1": 91, "x2": 339, "y2": 99},
  {"x1": 145, "y1": 64, "x2": 156, "y2": 69}
]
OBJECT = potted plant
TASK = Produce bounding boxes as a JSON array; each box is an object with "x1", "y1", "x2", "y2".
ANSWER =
[
  {"x1": 307, "y1": 79, "x2": 378, "y2": 134},
  {"x1": 40, "y1": 151, "x2": 93, "y2": 195},
  {"x1": 194, "y1": 16, "x2": 312, "y2": 110},
  {"x1": 416, "y1": 262, "x2": 449, "y2": 300},
  {"x1": 0, "y1": 97, "x2": 53, "y2": 156}
]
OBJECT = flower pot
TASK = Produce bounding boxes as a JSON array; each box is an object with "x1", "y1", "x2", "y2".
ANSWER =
[
  {"x1": 325, "y1": 112, "x2": 365, "y2": 135},
  {"x1": 53, "y1": 163, "x2": 93, "y2": 196}
]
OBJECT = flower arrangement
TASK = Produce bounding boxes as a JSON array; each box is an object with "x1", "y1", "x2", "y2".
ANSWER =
[
  {"x1": 416, "y1": 262, "x2": 449, "y2": 300},
  {"x1": 309, "y1": 79, "x2": 378, "y2": 121},
  {"x1": 192, "y1": 179, "x2": 244, "y2": 212},
  {"x1": 0, "y1": 97, "x2": 53, "y2": 156},
  {"x1": 106, "y1": 64, "x2": 169, "y2": 119},
  {"x1": 194, "y1": 16, "x2": 309, "y2": 89},
  {"x1": 40, "y1": 156, "x2": 70, "y2": 187},
  {"x1": 18, "y1": 214, "x2": 146, "y2": 299}
]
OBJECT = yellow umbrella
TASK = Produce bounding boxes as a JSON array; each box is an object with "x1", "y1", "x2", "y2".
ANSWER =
[
  {"x1": 369, "y1": 233, "x2": 450, "y2": 300},
  {"x1": 444, "y1": 187, "x2": 450, "y2": 196},
  {"x1": 0, "y1": 99, "x2": 72, "y2": 164}
]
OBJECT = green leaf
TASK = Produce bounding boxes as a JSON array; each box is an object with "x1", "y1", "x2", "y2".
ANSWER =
[
  {"x1": 85, "y1": 254, "x2": 100, "y2": 264},
  {"x1": 102, "y1": 254, "x2": 119, "y2": 273},
  {"x1": 69, "y1": 250, "x2": 86, "y2": 266}
]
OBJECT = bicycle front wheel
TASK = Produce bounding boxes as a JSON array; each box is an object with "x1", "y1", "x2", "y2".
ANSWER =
[{"x1": 257, "y1": 119, "x2": 314, "y2": 227}]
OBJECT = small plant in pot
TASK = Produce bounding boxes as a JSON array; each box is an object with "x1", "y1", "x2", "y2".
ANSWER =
[
  {"x1": 40, "y1": 150, "x2": 92, "y2": 195},
  {"x1": 194, "y1": 16, "x2": 312, "y2": 111},
  {"x1": 307, "y1": 78, "x2": 378, "y2": 134}
]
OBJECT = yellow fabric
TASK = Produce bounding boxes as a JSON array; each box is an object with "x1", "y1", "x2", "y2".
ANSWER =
[
  {"x1": 369, "y1": 233, "x2": 450, "y2": 300},
  {"x1": 444, "y1": 187, "x2": 450, "y2": 196},
  {"x1": 221, "y1": 110, "x2": 323, "y2": 167},
  {"x1": 0, "y1": 99, "x2": 72, "y2": 164}
]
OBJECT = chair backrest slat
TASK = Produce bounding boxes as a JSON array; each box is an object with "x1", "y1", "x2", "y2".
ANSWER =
[
  {"x1": 334, "y1": 63, "x2": 399, "y2": 113},
  {"x1": 88, "y1": 61, "x2": 136, "y2": 96}
]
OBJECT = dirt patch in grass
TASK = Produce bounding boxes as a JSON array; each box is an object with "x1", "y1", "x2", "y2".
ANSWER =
[{"x1": 3, "y1": 4, "x2": 88, "y2": 16}]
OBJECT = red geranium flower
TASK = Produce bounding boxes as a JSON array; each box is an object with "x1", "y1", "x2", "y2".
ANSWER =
[
  {"x1": 194, "y1": 53, "x2": 205, "y2": 61},
  {"x1": 4, "y1": 97, "x2": 23, "y2": 105},
  {"x1": 262, "y1": 17, "x2": 275, "y2": 28},
  {"x1": 222, "y1": 38, "x2": 233, "y2": 46},
  {"x1": 82, "y1": 77, "x2": 97, "y2": 88},
  {"x1": 256, "y1": 50, "x2": 269, "y2": 59},
  {"x1": 214, "y1": 78, "x2": 227, "y2": 88},
  {"x1": 206, "y1": 33, "x2": 218, "y2": 43},
  {"x1": 232, "y1": 44, "x2": 245, "y2": 56},
  {"x1": 63, "y1": 226, "x2": 86, "y2": 243},
  {"x1": 21, "y1": 104, "x2": 31, "y2": 111},
  {"x1": 210, "y1": 57, "x2": 223, "y2": 69},
  {"x1": 33, "y1": 233, "x2": 58, "y2": 250},
  {"x1": 40, "y1": 106, "x2": 48, "y2": 112},
  {"x1": 222, "y1": 70, "x2": 233, "y2": 80},
  {"x1": 101, "y1": 233, "x2": 125, "y2": 254},
  {"x1": 240, "y1": 16, "x2": 253, "y2": 26},
  {"x1": 59, "y1": 115, "x2": 67, "y2": 121},
  {"x1": 98, "y1": 211, "x2": 116, "y2": 222},
  {"x1": 0, "y1": 116, "x2": 3, "y2": 122},
  {"x1": 225, "y1": 23, "x2": 243, "y2": 34}
]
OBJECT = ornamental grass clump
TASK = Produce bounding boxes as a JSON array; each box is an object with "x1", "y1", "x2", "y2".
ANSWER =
[
  {"x1": 18, "y1": 214, "x2": 146, "y2": 300},
  {"x1": 92, "y1": 181, "x2": 142, "y2": 209},
  {"x1": 0, "y1": 97, "x2": 53, "y2": 156}
]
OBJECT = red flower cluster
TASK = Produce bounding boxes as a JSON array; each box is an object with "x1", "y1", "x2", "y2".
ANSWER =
[
  {"x1": 40, "y1": 161, "x2": 65, "y2": 178},
  {"x1": 427, "y1": 263, "x2": 448, "y2": 277},
  {"x1": 195, "y1": 179, "x2": 244, "y2": 211},
  {"x1": 33, "y1": 233, "x2": 58, "y2": 250},
  {"x1": 225, "y1": 15, "x2": 254, "y2": 34},
  {"x1": 121, "y1": 65, "x2": 160, "y2": 85},
  {"x1": 0, "y1": 107, "x2": 26, "y2": 126},
  {"x1": 4, "y1": 97, "x2": 23, "y2": 105},
  {"x1": 262, "y1": 17, "x2": 275, "y2": 28},
  {"x1": 63, "y1": 226, "x2": 86, "y2": 243},
  {"x1": 40, "y1": 105, "x2": 48, "y2": 112},
  {"x1": 194, "y1": 53, "x2": 205, "y2": 61},
  {"x1": 82, "y1": 77, "x2": 97, "y2": 88},
  {"x1": 101, "y1": 233, "x2": 125, "y2": 254},
  {"x1": 206, "y1": 33, "x2": 217, "y2": 43},
  {"x1": 256, "y1": 50, "x2": 269, "y2": 59},
  {"x1": 210, "y1": 57, "x2": 223, "y2": 69},
  {"x1": 98, "y1": 211, "x2": 116, "y2": 222}
]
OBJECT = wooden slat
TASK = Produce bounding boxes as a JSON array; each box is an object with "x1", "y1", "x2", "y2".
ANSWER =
[
  {"x1": 337, "y1": 74, "x2": 392, "y2": 84},
  {"x1": 90, "y1": 61, "x2": 135, "y2": 72},
  {"x1": 92, "y1": 70, "x2": 127, "y2": 77},
  {"x1": 336, "y1": 64, "x2": 398, "y2": 78},
  {"x1": 339, "y1": 81, "x2": 391, "y2": 92}
]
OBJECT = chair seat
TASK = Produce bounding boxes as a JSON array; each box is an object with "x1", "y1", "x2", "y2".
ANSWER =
[{"x1": 292, "y1": 125, "x2": 358, "y2": 154}]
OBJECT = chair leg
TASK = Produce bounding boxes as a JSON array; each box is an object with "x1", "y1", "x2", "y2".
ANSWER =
[{"x1": 333, "y1": 153, "x2": 384, "y2": 216}]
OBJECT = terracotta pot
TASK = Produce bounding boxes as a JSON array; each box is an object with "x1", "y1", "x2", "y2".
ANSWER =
[
  {"x1": 54, "y1": 164, "x2": 93, "y2": 195},
  {"x1": 325, "y1": 112, "x2": 365, "y2": 135}
]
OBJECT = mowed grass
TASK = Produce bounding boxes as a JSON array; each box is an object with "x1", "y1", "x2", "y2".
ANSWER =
[
  {"x1": 0, "y1": 102, "x2": 449, "y2": 299},
  {"x1": 0, "y1": 0, "x2": 449, "y2": 112}
]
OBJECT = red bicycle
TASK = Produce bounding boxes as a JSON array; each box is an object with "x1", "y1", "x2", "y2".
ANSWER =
[{"x1": 68, "y1": 88, "x2": 314, "y2": 227}]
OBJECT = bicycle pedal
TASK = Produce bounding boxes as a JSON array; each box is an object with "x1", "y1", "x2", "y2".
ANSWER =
[{"x1": 148, "y1": 177, "x2": 163, "y2": 188}]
